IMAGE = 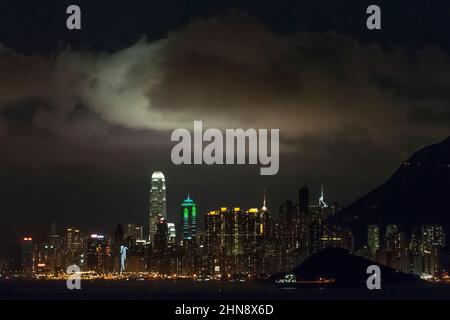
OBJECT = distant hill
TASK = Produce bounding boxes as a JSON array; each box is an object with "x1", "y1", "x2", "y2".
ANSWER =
[
  {"x1": 270, "y1": 248, "x2": 422, "y2": 285},
  {"x1": 330, "y1": 136, "x2": 450, "y2": 248}
]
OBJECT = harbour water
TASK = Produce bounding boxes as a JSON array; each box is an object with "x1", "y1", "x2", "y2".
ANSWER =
[{"x1": 0, "y1": 280, "x2": 449, "y2": 300}]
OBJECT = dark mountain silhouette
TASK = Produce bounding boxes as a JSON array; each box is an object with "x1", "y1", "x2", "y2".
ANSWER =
[
  {"x1": 330, "y1": 136, "x2": 450, "y2": 248},
  {"x1": 270, "y1": 248, "x2": 422, "y2": 285}
]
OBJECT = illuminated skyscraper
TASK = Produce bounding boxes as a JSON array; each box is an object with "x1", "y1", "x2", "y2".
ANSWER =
[
  {"x1": 205, "y1": 210, "x2": 222, "y2": 275},
  {"x1": 167, "y1": 223, "x2": 176, "y2": 245},
  {"x1": 124, "y1": 224, "x2": 144, "y2": 243},
  {"x1": 181, "y1": 195, "x2": 197, "y2": 242},
  {"x1": 205, "y1": 206, "x2": 264, "y2": 275},
  {"x1": 367, "y1": 224, "x2": 380, "y2": 256},
  {"x1": 421, "y1": 225, "x2": 445, "y2": 253},
  {"x1": 315, "y1": 184, "x2": 333, "y2": 220},
  {"x1": 244, "y1": 208, "x2": 264, "y2": 274},
  {"x1": 178, "y1": 196, "x2": 198, "y2": 276},
  {"x1": 260, "y1": 190, "x2": 270, "y2": 242},
  {"x1": 49, "y1": 223, "x2": 62, "y2": 271},
  {"x1": 309, "y1": 216, "x2": 322, "y2": 255},
  {"x1": 149, "y1": 171, "x2": 167, "y2": 243},
  {"x1": 86, "y1": 234, "x2": 109, "y2": 274},
  {"x1": 65, "y1": 227, "x2": 84, "y2": 266},
  {"x1": 66, "y1": 227, "x2": 82, "y2": 252},
  {"x1": 318, "y1": 184, "x2": 328, "y2": 209},
  {"x1": 153, "y1": 218, "x2": 169, "y2": 274},
  {"x1": 154, "y1": 218, "x2": 169, "y2": 251},
  {"x1": 385, "y1": 224, "x2": 399, "y2": 252},
  {"x1": 421, "y1": 225, "x2": 445, "y2": 276},
  {"x1": 21, "y1": 237, "x2": 34, "y2": 275}
]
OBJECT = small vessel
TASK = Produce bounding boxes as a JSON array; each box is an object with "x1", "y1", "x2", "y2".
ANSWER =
[{"x1": 275, "y1": 273, "x2": 336, "y2": 288}]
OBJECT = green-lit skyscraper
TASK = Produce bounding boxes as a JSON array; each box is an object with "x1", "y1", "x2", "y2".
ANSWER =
[{"x1": 181, "y1": 195, "x2": 197, "y2": 242}]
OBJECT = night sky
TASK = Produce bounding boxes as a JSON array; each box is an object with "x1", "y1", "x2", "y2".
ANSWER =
[{"x1": 0, "y1": 0, "x2": 449, "y2": 250}]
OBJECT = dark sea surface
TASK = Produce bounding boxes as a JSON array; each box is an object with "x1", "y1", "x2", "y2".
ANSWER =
[{"x1": 0, "y1": 280, "x2": 449, "y2": 300}]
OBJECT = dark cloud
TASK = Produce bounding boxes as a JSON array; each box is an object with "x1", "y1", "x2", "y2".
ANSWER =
[{"x1": 2, "y1": 12, "x2": 449, "y2": 146}]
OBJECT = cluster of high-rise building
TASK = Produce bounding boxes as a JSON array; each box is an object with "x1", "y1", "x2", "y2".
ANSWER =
[
  {"x1": 257, "y1": 186, "x2": 353, "y2": 274},
  {"x1": 203, "y1": 206, "x2": 268, "y2": 276},
  {"x1": 4, "y1": 170, "x2": 448, "y2": 281},
  {"x1": 361, "y1": 223, "x2": 446, "y2": 277}
]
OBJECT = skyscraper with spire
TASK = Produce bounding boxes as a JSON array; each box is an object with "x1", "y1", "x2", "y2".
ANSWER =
[
  {"x1": 318, "y1": 184, "x2": 328, "y2": 209},
  {"x1": 181, "y1": 194, "x2": 197, "y2": 242},
  {"x1": 149, "y1": 171, "x2": 167, "y2": 243},
  {"x1": 259, "y1": 189, "x2": 272, "y2": 274},
  {"x1": 260, "y1": 189, "x2": 270, "y2": 237}
]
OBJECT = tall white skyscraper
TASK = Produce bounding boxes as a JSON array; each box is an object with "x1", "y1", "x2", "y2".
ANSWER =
[
  {"x1": 167, "y1": 223, "x2": 176, "y2": 244},
  {"x1": 149, "y1": 171, "x2": 167, "y2": 243}
]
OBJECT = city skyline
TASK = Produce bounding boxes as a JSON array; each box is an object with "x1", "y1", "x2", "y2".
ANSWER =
[
  {"x1": 8, "y1": 166, "x2": 448, "y2": 281},
  {"x1": 2, "y1": 130, "x2": 449, "y2": 256}
]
